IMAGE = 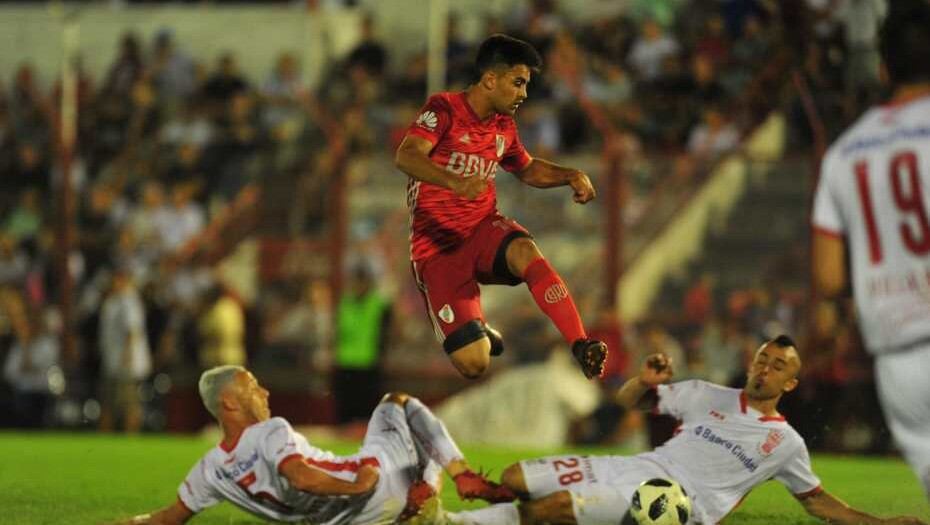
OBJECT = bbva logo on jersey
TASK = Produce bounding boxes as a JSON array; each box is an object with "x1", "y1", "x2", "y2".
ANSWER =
[
  {"x1": 416, "y1": 111, "x2": 438, "y2": 130},
  {"x1": 445, "y1": 151, "x2": 499, "y2": 180}
]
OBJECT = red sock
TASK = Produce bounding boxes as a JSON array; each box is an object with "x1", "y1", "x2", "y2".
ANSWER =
[{"x1": 523, "y1": 258, "x2": 586, "y2": 344}]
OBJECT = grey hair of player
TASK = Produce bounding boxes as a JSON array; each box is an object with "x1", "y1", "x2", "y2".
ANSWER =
[{"x1": 199, "y1": 365, "x2": 247, "y2": 419}]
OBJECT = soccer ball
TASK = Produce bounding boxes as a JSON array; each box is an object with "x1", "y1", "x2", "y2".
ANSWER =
[{"x1": 629, "y1": 478, "x2": 692, "y2": 525}]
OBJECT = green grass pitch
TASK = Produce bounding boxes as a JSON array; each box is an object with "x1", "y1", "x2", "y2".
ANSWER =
[{"x1": 2, "y1": 433, "x2": 926, "y2": 524}]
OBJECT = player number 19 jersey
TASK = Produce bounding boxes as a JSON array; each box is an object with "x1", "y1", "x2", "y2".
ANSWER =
[{"x1": 813, "y1": 96, "x2": 930, "y2": 354}]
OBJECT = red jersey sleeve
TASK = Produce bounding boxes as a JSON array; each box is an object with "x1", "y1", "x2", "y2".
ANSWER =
[
  {"x1": 406, "y1": 95, "x2": 453, "y2": 146},
  {"x1": 500, "y1": 125, "x2": 533, "y2": 173}
]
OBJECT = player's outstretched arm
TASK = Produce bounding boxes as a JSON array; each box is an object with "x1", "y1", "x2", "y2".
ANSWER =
[
  {"x1": 811, "y1": 230, "x2": 847, "y2": 299},
  {"x1": 799, "y1": 489, "x2": 927, "y2": 525},
  {"x1": 280, "y1": 459, "x2": 380, "y2": 496},
  {"x1": 395, "y1": 135, "x2": 486, "y2": 199},
  {"x1": 115, "y1": 500, "x2": 193, "y2": 525},
  {"x1": 614, "y1": 354, "x2": 674, "y2": 410},
  {"x1": 514, "y1": 159, "x2": 595, "y2": 203}
]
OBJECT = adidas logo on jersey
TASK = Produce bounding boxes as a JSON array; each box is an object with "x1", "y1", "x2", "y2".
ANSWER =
[
  {"x1": 459, "y1": 133, "x2": 471, "y2": 144},
  {"x1": 416, "y1": 111, "x2": 438, "y2": 130}
]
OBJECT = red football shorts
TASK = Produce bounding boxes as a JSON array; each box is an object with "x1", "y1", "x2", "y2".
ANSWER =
[{"x1": 411, "y1": 212, "x2": 530, "y2": 345}]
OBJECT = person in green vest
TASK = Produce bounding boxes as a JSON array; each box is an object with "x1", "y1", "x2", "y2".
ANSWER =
[{"x1": 334, "y1": 263, "x2": 393, "y2": 423}]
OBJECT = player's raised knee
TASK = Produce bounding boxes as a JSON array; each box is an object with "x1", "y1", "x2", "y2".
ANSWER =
[
  {"x1": 381, "y1": 392, "x2": 410, "y2": 406},
  {"x1": 445, "y1": 321, "x2": 493, "y2": 379},
  {"x1": 505, "y1": 237, "x2": 542, "y2": 275},
  {"x1": 501, "y1": 463, "x2": 529, "y2": 494},
  {"x1": 451, "y1": 351, "x2": 490, "y2": 379}
]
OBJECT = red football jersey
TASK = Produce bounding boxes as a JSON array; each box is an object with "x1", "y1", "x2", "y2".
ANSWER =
[{"x1": 404, "y1": 91, "x2": 533, "y2": 262}]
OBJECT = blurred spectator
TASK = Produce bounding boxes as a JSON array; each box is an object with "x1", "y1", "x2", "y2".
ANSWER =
[
  {"x1": 346, "y1": 14, "x2": 388, "y2": 78},
  {"x1": 686, "y1": 102, "x2": 740, "y2": 162},
  {"x1": 11, "y1": 142, "x2": 50, "y2": 196},
  {"x1": 103, "y1": 33, "x2": 145, "y2": 99},
  {"x1": 445, "y1": 15, "x2": 473, "y2": 87},
  {"x1": 2, "y1": 304, "x2": 59, "y2": 429},
  {"x1": 202, "y1": 52, "x2": 250, "y2": 117},
  {"x1": 260, "y1": 52, "x2": 306, "y2": 130},
  {"x1": 628, "y1": 19, "x2": 680, "y2": 82},
  {"x1": 3, "y1": 188, "x2": 43, "y2": 243},
  {"x1": 128, "y1": 180, "x2": 173, "y2": 255},
  {"x1": 149, "y1": 28, "x2": 197, "y2": 105},
  {"x1": 333, "y1": 263, "x2": 392, "y2": 424},
  {"x1": 694, "y1": 14, "x2": 731, "y2": 67},
  {"x1": 98, "y1": 266, "x2": 151, "y2": 433},
  {"x1": 196, "y1": 282, "x2": 246, "y2": 369},
  {"x1": 0, "y1": 233, "x2": 28, "y2": 288},
  {"x1": 160, "y1": 182, "x2": 205, "y2": 252},
  {"x1": 837, "y1": 0, "x2": 886, "y2": 112},
  {"x1": 9, "y1": 63, "x2": 50, "y2": 148}
]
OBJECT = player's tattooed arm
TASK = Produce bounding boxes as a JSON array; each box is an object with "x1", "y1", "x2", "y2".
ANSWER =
[
  {"x1": 798, "y1": 489, "x2": 927, "y2": 525},
  {"x1": 614, "y1": 354, "x2": 674, "y2": 410},
  {"x1": 395, "y1": 135, "x2": 486, "y2": 199},
  {"x1": 280, "y1": 460, "x2": 380, "y2": 496},
  {"x1": 115, "y1": 500, "x2": 193, "y2": 525},
  {"x1": 514, "y1": 159, "x2": 596, "y2": 203}
]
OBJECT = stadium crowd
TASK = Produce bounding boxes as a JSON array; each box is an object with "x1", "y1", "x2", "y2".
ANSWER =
[{"x1": 0, "y1": 0, "x2": 892, "y2": 456}]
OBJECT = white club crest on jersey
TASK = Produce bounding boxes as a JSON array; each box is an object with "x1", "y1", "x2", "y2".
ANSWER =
[
  {"x1": 496, "y1": 134, "x2": 506, "y2": 157},
  {"x1": 416, "y1": 111, "x2": 438, "y2": 130},
  {"x1": 438, "y1": 304, "x2": 455, "y2": 324}
]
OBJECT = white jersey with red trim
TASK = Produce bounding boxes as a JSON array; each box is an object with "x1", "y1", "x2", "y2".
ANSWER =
[
  {"x1": 642, "y1": 380, "x2": 821, "y2": 523},
  {"x1": 177, "y1": 417, "x2": 382, "y2": 524},
  {"x1": 812, "y1": 95, "x2": 930, "y2": 354}
]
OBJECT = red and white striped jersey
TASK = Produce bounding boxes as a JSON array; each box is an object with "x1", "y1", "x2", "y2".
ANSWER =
[
  {"x1": 813, "y1": 94, "x2": 930, "y2": 354},
  {"x1": 178, "y1": 417, "x2": 379, "y2": 523},
  {"x1": 641, "y1": 380, "x2": 821, "y2": 523},
  {"x1": 404, "y1": 91, "x2": 532, "y2": 262}
]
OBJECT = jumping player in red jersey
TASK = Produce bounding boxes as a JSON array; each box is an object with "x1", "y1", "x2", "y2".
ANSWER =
[{"x1": 394, "y1": 34, "x2": 607, "y2": 380}]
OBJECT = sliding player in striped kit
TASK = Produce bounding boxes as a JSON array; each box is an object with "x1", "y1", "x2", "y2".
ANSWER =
[{"x1": 118, "y1": 365, "x2": 512, "y2": 524}]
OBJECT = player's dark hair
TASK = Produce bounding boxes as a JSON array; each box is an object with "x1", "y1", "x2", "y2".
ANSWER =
[
  {"x1": 770, "y1": 335, "x2": 797, "y2": 349},
  {"x1": 474, "y1": 34, "x2": 543, "y2": 76},
  {"x1": 879, "y1": 0, "x2": 930, "y2": 86}
]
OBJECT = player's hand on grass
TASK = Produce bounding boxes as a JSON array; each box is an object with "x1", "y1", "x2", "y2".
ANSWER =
[
  {"x1": 569, "y1": 171, "x2": 596, "y2": 204},
  {"x1": 452, "y1": 175, "x2": 487, "y2": 200},
  {"x1": 640, "y1": 354, "x2": 674, "y2": 386},
  {"x1": 883, "y1": 517, "x2": 928, "y2": 525}
]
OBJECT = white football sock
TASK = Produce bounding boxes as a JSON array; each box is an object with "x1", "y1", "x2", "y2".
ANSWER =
[{"x1": 405, "y1": 397, "x2": 465, "y2": 468}]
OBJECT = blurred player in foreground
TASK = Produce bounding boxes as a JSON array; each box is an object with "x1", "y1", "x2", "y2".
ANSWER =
[
  {"x1": 447, "y1": 337, "x2": 926, "y2": 525},
  {"x1": 812, "y1": 0, "x2": 930, "y2": 501},
  {"x1": 117, "y1": 365, "x2": 512, "y2": 524},
  {"x1": 394, "y1": 34, "x2": 607, "y2": 380}
]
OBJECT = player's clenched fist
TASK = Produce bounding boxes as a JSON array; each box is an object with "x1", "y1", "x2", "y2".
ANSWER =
[
  {"x1": 569, "y1": 171, "x2": 596, "y2": 204},
  {"x1": 640, "y1": 354, "x2": 674, "y2": 386},
  {"x1": 452, "y1": 176, "x2": 488, "y2": 200}
]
